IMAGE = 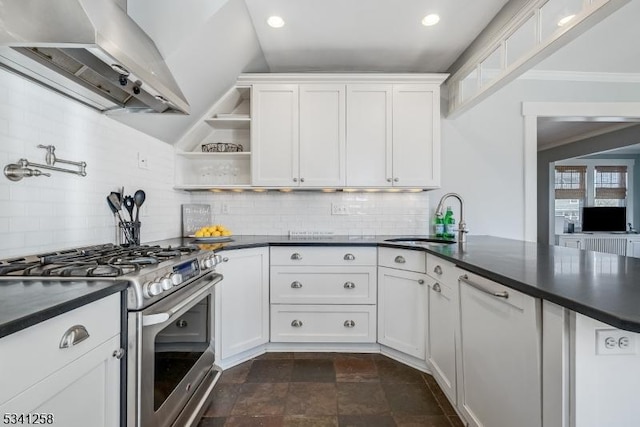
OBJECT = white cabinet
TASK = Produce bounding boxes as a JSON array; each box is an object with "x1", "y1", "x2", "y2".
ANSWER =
[
  {"x1": 558, "y1": 235, "x2": 582, "y2": 249},
  {"x1": 215, "y1": 247, "x2": 269, "y2": 363},
  {"x1": 270, "y1": 246, "x2": 377, "y2": 343},
  {"x1": 251, "y1": 84, "x2": 345, "y2": 187},
  {"x1": 0, "y1": 294, "x2": 122, "y2": 427},
  {"x1": 458, "y1": 270, "x2": 541, "y2": 427},
  {"x1": 176, "y1": 86, "x2": 252, "y2": 189},
  {"x1": 627, "y1": 238, "x2": 640, "y2": 258},
  {"x1": 346, "y1": 83, "x2": 441, "y2": 188},
  {"x1": 425, "y1": 255, "x2": 459, "y2": 405},
  {"x1": 377, "y1": 248, "x2": 428, "y2": 360}
]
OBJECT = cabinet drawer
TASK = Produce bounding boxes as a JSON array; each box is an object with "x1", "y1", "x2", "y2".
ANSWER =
[
  {"x1": 270, "y1": 304, "x2": 376, "y2": 343},
  {"x1": 270, "y1": 246, "x2": 376, "y2": 266},
  {"x1": 426, "y1": 254, "x2": 457, "y2": 284},
  {"x1": 271, "y1": 266, "x2": 376, "y2": 304},
  {"x1": 0, "y1": 294, "x2": 120, "y2": 405},
  {"x1": 378, "y1": 247, "x2": 426, "y2": 273}
]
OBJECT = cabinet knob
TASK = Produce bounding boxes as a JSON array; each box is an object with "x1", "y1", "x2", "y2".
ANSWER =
[
  {"x1": 176, "y1": 319, "x2": 188, "y2": 328},
  {"x1": 418, "y1": 279, "x2": 425, "y2": 285},
  {"x1": 291, "y1": 281, "x2": 303, "y2": 289},
  {"x1": 394, "y1": 255, "x2": 406, "y2": 264},
  {"x1": 112, "y1": 348, "x2": 125, "y2": 359},
  {"x1": 291, "y1": 320, "x2": 303, "y2": 328},
  {"x1": 386, "y1": 178, "x2": 392, "y2": 182},
  {"x1": 293, "y1": 177, "x2": 298, "y2": 183},
  {"x1": 300, "y1": 178, "x2": 305, "y2": 183},
  {"x1": 433, "y1": 283, "x2": 442, "y2": 293},
  {"x1": 433, "y1": 265, "x2": 443, "y2": 275},
  {"x1": 393, "y1": 177, "x2": 399, "y2": 182},
  {"x1": 344, "y1": 281, "x2": 356, "y2": 289},
  {"x1": 343, "y1": 253, "x2": 355, "y2": 261},
  {"x1": 344, "y1": 320, "x2": 356, "y2": 328},
  {"x1": 290, "y1": 253, "x2": 302, "y2": 260}
]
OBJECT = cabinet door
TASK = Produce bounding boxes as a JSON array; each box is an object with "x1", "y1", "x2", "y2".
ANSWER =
[
  {"x1": 216, "y1": 247, "x2": 269, "y2": 361},
  {"x1": 627, "y1": 238, "x2": 640, "y2": 258},
  {"x1": 459, "y1": 272, "x2": 541, "y2": 427},
  {"x1": 0, "y1": 335, "x2": 121, "y2": 427},
  {"x1": 377, "y1": 266, "x2": 428, "y2": 360},
  {"x1": 252, "y1": 84, "x2": 299, "y2": 186},
  {"x1": 427, "y1": 278, "x2": 458, "y2": 405},
  {"x1": 299, "y1": 84, "x2": 346, "y2": 187},
  {"x1": 392, "y1": 84, "x2": 439, "y2": 187},
  {"x1": 346, "y1": 84, "x2": 392, "y2": 187}
]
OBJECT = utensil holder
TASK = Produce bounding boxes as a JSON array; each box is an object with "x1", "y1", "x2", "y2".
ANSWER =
[{"x1": 119, "y1": 221, "x2": 141, "y2": 246}]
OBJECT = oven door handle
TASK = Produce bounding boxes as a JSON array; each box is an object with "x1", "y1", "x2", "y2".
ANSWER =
[{"x1": 142, "y1": 273, "x2": 220, "y2": 327}]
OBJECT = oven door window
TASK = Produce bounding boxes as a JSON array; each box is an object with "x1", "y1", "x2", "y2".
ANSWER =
[{"x1": 153, "y1": 296, "x2": 210, "y2": 410}]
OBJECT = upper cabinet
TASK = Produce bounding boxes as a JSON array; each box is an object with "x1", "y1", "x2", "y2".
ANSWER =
[
  {"x1": 176, "y1": 74, "x2": 447, "y2": 190},
  {"x1": 252, "y1": 84, "x2": 346, "y2": 187}
]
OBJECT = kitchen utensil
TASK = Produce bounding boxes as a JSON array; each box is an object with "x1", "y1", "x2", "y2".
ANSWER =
[
  {"x1": 123, "y1": 195, "x2": 135, "y2": 222},
  {"x1": 133, "y1": 189, "x2": 146, "y2": 222},
  {"x1": 107, "y1": 193, "x2": 134, "y2": 243}
]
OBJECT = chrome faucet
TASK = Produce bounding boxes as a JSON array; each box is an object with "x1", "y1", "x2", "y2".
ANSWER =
[{"x1": 435, "y1": 193, "x2": 468, "y2": 244}]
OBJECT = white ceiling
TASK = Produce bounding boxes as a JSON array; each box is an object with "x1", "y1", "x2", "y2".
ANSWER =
[
  {"x1": 118, "y1": 0, "x2": 639, "y2": 145},
  {"x1": 242, "y1": 0, "x2": 511, "y2": 72}
]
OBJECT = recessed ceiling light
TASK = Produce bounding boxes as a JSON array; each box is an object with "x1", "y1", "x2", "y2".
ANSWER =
[
  {"x1": 557, "y1": 14, "x2": 575, "y2": 27},
  {"x1": 267, "y1": 16, "x2": 285, "y2": 28},
  {"x1": 421, "y1": 14, "x2": 440, "y2": 27}
]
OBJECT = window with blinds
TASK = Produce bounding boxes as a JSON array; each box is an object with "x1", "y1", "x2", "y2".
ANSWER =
[
  {"x1": 595, "y1": 165, "x2": 627, "y2": 204},
  {"x1": 555, "y1": 165, "x2": 586, "y2": 199}
]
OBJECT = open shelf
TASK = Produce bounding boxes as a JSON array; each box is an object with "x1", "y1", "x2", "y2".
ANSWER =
[
  {"x1": 205, "y1": 116, "x2": 251, "y2": 129},
  {"x1": 178, "y1": 152, "x2": 251, "y2": 160}
]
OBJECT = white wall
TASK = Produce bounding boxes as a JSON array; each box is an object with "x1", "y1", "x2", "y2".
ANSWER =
[{"x1": 0, "y1": 71, "x2": 188, "y2": 258}]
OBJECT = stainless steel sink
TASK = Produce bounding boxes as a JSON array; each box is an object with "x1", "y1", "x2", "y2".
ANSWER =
[{"x1": 384, "y1": 238, "x2": 456, "y2": 246}]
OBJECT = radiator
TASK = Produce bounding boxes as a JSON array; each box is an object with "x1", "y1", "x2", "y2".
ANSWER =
[{"x1": 583, "y1": 237, "x2": 627, "y2": 256}]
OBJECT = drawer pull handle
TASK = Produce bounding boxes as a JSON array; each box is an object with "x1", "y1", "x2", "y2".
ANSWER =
[
  {"x1": 418, "y1": 279, "x2": 425, "y2": 285},
  {"x1": 344, "y1": 320, "x2": 356, "y2": 328},
  {"x1": 290, "y1": 253, "x2": 302, "y2": 260},
  {"x1": 112, "y1": 348, "x2": 125, "y2": 359},
  {"x1": 394, "y1": 255, "x2": 406, "y2": 264},
  {"x1": 433, "y1": 265, "x2": 443, "y2": 275},
  {"x1": 344, "y1": 253, "x2": 355, "y2": 261},
  {"x1": 459, "y1": 274, "x2": 509, "y2": 299},
  {"x1": 176, "y1": 319, "x2": 188, "y2": 328},
  {"x1": 344, "y1": 281, "x2": 356, "y2": 289},
  {"x1": 59, "y1": 325, "x2": 90, "y2": 349},
  {"x1": 291, "y1": 320, "x2": 303, "y2": 328},
  {"x1": 291, "y1": 281, "x2": 303, "y2": 289},
  {"x1": 433, "y1": 283, "x2": 442, "y2": 293}
]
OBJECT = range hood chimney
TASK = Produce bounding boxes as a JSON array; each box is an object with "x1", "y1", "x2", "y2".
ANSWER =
[{"x1": 0, "y1": 0, "x2": 190, "y2": 114}]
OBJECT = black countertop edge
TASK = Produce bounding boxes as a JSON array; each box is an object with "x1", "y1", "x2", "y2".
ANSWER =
[
  {"x1": 0, "y1": 281, "x2": 128, "y2": 339},
  {"x1": 168, "y1": 235, "x2": 640, "y2": 334}
]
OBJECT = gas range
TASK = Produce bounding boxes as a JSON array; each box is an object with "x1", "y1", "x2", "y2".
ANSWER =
[{"x1": 0, "y1": 243, "x2": 222, "y2": 310}]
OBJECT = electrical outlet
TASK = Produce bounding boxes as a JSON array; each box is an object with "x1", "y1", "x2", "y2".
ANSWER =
[
  {"x1": 596, "y1": 329, "x2": 637, "y2": 355},
  {"x1": 137, "y1": 152, "x2": 149, "y2": 170},
  {"x1": 221, "y1": 203, "x2": 230, "y2": 214},
  {"x1": 332, "y1": 203, "x2": 350, "y2": 215}
]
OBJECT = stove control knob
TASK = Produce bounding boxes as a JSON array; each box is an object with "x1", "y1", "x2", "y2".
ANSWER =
[
  {"x1": 200, "y1": 259, "x2": 210, "y2": 270},
  {"x1": 203, "y1": 257, "x2": 215, "y2": 269},
  {"x1": 170, "y1": 273, "x2": 183, "y2": 286},
  {"x1": 143, "y1": 281, "x2": 163, "y2": 299},
  {"x1": 161, "y1": 276, "x2": 173, "y2": 291}
]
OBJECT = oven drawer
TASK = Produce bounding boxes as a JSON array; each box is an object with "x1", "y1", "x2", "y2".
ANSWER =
[
  {"x1": 270, "y1": 246, "x2": 377, "y2": 266},
  {"x1": 0, "y1": 293, "x2": 120, "y2": 405},
  {"x1": 379, "y1": 247, "x2": 426, "y2": 273},
  {"x1": 271, "y1": 266, "x2": 376, "y2": 304},
  {"x1": 270, "y1": 304, "x2": 376, "y2": 343}
]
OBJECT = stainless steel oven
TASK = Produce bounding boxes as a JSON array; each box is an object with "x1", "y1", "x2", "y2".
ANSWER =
[{"x1": 128, "y1": 271, "x2": 222, "y2": 427}]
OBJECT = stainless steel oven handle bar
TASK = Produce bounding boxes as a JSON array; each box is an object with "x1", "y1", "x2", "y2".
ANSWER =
[{"x1": 142, "y1": 273, "x2": 221, "y2": 326}]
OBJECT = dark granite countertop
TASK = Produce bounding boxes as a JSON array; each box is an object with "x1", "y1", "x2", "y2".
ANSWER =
[
  {"x1": 0, "y1": 280, "x2": 127, "y2": 339},
  {"x1": 151, "y1": 234, "x2": 640, "y2": 333}
]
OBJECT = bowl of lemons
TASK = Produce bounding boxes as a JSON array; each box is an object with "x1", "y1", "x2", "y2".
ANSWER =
[{"x1": 192, "y1": 224, "x2": 233, "y2": 242}]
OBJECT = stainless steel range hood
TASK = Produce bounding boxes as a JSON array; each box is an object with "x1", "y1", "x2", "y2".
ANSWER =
[{"x1": 0, "y1": 0, "x2": 190, "y2": 114}]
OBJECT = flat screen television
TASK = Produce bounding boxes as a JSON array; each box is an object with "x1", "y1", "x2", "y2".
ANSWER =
[{"x1": 581, "y1": 206, "x2": 627, "y2": 232}]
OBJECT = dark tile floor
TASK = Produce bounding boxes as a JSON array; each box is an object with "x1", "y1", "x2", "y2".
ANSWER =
[{"x1": 198, "y1": 353, "x2": 465, "y2": 427}]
